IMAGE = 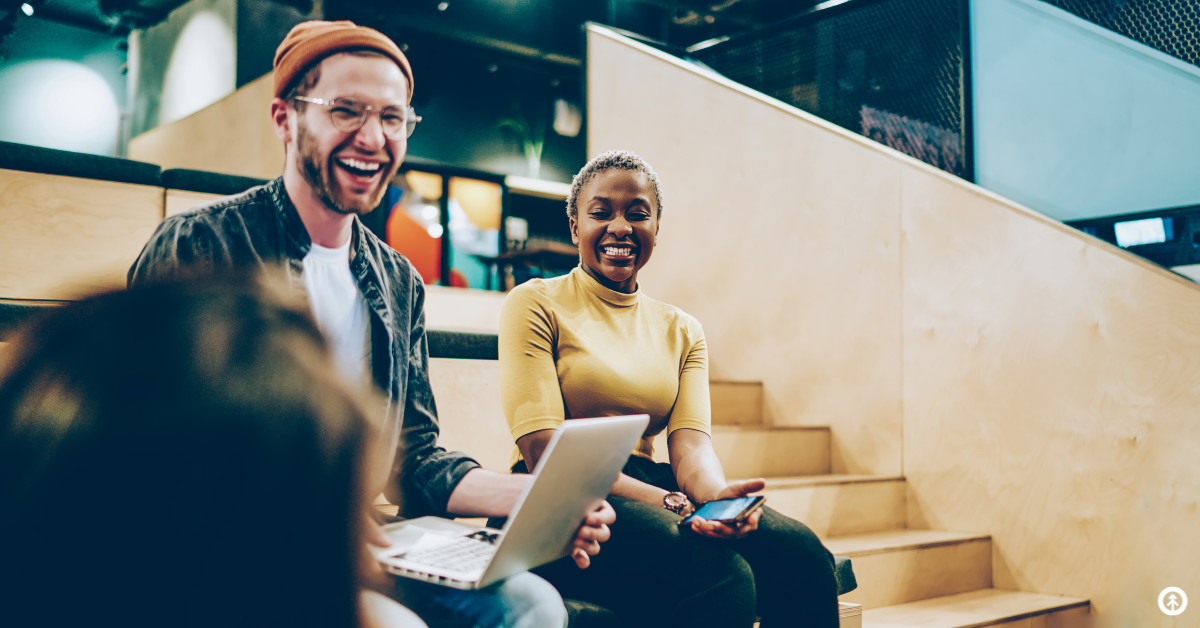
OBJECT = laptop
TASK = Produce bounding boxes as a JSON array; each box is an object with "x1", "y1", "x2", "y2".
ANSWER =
[{"x1": 372, "y1": 414, "x2": 649, "y2": 589}]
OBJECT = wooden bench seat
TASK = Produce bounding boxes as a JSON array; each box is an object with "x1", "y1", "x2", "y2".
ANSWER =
[{"x1": 160, "y1": 168, "x2": 269, "y2": 218}]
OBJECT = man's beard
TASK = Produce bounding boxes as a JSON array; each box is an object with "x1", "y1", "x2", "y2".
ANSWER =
[{"x1": 296, "y1": 121, "x2": 390, "y2": 216}]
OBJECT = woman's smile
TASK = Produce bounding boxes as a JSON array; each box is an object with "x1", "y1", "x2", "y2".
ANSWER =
[{"x1": 599, "y1": 242, "x2": 638, "y2": 264}]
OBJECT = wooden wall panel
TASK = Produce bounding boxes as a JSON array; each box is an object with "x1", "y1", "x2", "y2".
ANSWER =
[
  {"x1": 129, "y1": 73, "x2": 282, "y2": 180},
  {"x1": 0, "y1": 169, "x2": 163, "y2": 300},
  {"x1": 590, "y1": 25, "x2": 1200, "y2": 626},
  {"x1": 587, "y1": 28, "x2": 904, "y2": 475},
  {"x1": 165, "y1": 190, "x2": 225, "y2": 217},
  {"x1": 428, "y1": 358, "x2": 512, "y2": 473},
  {"x1": 901, "y1": 166, "x2": 1200, "y2": 626},
  {"x1": 424, "y1": 286, "x2": 506, "y2": 333}
]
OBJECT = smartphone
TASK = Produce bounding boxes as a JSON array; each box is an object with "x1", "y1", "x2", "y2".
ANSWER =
[{"x1": 680, "y1": 495, "x2": 766, "y2": 526}]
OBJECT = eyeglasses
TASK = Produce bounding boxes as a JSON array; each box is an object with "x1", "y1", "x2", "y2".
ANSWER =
[{"x1": 293, "y1": 96, "x2": 421, "y2": 139}]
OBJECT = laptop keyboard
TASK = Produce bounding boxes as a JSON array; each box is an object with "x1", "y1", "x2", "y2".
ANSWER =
[{"x1": 404, "y1": 534, "x2": 498, "y2": 573}]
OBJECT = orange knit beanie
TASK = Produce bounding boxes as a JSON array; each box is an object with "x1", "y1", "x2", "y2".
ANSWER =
[{"x1": 273, "y1": 20, "x2": 414, "y2": 102}]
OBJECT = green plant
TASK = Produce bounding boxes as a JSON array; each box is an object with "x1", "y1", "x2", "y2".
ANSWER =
[{"x1": 496, "y1": 100, "x2": 546, "y2": 179}]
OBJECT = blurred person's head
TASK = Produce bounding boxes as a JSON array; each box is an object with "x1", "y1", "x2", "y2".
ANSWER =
[
  {"x1": 271, "y1": 21, "x2": 415, "y2": 216},
  {"x1": 0, "y1": 275, "x2": 375, "y2": 627}
]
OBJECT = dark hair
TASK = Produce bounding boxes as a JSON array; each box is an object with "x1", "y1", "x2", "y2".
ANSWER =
[
  {"x1": 566, "y1": 150, "x2": 665, "y2": 220},
  {"x1": 0, "y1": 275, "x2": 371, "y2": 628}
]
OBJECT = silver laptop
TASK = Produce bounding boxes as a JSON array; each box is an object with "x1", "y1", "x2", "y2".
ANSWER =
[{"x1": 373, "y1": 415, "x2": 649, "y2": 589}]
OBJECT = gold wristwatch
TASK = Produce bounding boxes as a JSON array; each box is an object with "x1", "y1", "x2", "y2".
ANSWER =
[{"x1": 663, "y1": 491, "x2": 690, "y2": 515}]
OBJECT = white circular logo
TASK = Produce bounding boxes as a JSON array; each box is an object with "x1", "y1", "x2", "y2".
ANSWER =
[{"x1": 1159, "y1": 587, "x2": 1188, "y2": 616}]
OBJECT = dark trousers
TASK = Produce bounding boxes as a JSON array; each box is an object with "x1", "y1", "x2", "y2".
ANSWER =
[{"x1": 524, "y1": 456, "x2": 840, "y2": 628}]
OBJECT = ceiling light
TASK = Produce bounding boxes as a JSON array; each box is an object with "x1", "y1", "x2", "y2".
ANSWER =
[
  {"x1": 553, "y1": 99, "x2": 582, "y2": 138},
  {"x1": 21, "y1": 3, "x2": 34, "y2": 16},
  {"x1": 437, "y1": 2, "x2": 449, "y2": 10}
]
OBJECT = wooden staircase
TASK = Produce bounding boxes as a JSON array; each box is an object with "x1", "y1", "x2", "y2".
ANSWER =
[{"x1": 655, "y1": 381, "x2": 1090, "y2": 628}]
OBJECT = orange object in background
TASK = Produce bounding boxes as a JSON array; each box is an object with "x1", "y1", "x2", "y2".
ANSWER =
[
  {"x1": 449, "y1": 178, "x2": 502, "y2": 231},
  {"x1": 386, "y1": 202, "x2": 440, "y2": 284}
]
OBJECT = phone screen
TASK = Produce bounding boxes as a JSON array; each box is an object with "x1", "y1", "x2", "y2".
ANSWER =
[{"x1": 688, "y1": 496, "x2": 761, "y2": 522}]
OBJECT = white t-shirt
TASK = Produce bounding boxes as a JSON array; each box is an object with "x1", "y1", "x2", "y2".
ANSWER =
[{"x1": 302, "y1": 239, "x2": 371, "y2": 386}]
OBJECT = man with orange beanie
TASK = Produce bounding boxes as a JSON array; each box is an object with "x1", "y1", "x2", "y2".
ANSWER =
[{"x1": 130, "y1": 20, "x2": 614, "y2": 628}]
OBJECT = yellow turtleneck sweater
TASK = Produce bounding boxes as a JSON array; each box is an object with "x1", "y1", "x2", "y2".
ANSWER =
[{"x1": 499, "y1": 266, "x2": 711, "y2": 468}]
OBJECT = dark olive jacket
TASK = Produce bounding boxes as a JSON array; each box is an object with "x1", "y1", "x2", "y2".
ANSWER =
[{"x1": 129, "y1": 177, "x2": 480, "y2": 516}]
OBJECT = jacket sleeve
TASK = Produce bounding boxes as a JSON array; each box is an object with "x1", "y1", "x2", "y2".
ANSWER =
[
  {"x1": 386, "y1": 276, "x2": 481, "y2": 517},
  {"x1": 128, "y1": 215, "x2": 223, "y2": 287}
]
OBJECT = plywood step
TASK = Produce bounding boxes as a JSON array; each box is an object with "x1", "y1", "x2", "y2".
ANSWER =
[
  {"x1": 825, "y1": 530, "x2": 992, "y2": 610},
  {"x1": 757, "y1": 475, "x2": 907, "y2": 538},
  {"x1": 862, "y1": 589, "x2": 1089, "y2": 628},
  {"x1": 651, "y1": 425, "x2": 831, "y2": 477},
  {"x1": 840, "y1": 602, "x2": 864, "y2": 628},
  {"x1": 710, "y1": 380, "x2": 763, "y2": 425},
  {"x1": 715, "y1": 425, "x2": 831, "y2": 477}
]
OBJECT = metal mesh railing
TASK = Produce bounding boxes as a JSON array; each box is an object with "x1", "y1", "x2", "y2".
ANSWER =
[
  {"x1": 692, "y1": 0, "x2": 967, "y2": 178},
  {"x1": 1041, "y1": 0, "x2": 1200, "y2": 68}
]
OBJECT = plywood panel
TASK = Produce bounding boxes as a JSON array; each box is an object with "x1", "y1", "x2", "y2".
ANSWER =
[
  {"x1": 590, "y1": 24, "x2": 1200, "y2": 628},
  {"x1": 901, "y1": 166, "x2": 1200, "y2": 626},
  {"x1": 710, "y1": 380, "x2": 764, "y2": 425},
  {"x1": 861, "y1": 589, "x2": 1089, "y2": 628},
  {"x1": 165, "y1": 189, "x2": 225, "y2": 217},
  {"x1": 424, "y1": 286, "x2": 507, "y2": 333},
  {"x1": 650, "y1": 425, "x2": 831, "y2": 477},
  {"x1": 0, "y1": 169, "x2": 163, "y2": 300},
  {"x1": 129, "y1": 73, "x2": 282, "y2": 180},
  {"x1": 428, "y1": 358, "x2": 512, "y2": 473},
  {"x1": 588, "y1": 27, "x2": 904, "y2": 476},
  {"x1": 759, "y1": 476, "x2": 907, "y2": 537},
  {"x1": 826, "y1": 531, "x2": 992, "y2": 609}
]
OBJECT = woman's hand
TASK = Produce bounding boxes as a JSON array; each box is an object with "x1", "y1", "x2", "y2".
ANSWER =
[
  {"x1": 571, "y1": 500, "x2": 616, "y2": 569},
  {"x1": 688, "y1": 478, "x2": 766, "y2": 540}
]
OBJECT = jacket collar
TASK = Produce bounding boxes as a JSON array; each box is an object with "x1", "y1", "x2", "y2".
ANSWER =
[
  {"x1": 267, "y1": 176, "x2": 369, "y2": 263},
  {"x1": 267, "y1": 177, "x2": 395, "y2": 337},
  {"x1": 268, "y1": 177, "x2": 312, "y2": 261}
]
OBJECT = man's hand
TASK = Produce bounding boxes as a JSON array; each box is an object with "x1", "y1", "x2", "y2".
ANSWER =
[
  {"x1": 689, "y1": 479, "x2": 765, "y2": 540},
  {"x1": 364, "y1": 514, "x2": 394, "y2": 548},
  {"x1": 446, "y1": 469, "x2": 533, "y2": 518},
  {"x1": 360, "y1": 512, "x2": 393, "y2": 588},
  {"x1": 570, "y1": 500, "x2": 615, "y2": 569}
]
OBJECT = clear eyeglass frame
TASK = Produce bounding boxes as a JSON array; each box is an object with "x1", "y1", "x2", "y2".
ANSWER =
[{"x1": 292, "y1": 95, "x2": 421, "y2": 139}]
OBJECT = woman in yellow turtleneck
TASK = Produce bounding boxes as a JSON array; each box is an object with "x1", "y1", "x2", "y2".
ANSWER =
[{"x1": 498, "y1": 151, "x2": 839, "y2": 628}]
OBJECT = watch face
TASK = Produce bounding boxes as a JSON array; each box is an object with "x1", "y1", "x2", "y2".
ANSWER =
[{"x1": 665, "y1": 492, "x2": 686, "y2": 511}]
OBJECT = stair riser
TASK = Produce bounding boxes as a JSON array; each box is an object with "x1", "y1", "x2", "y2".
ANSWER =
[
  {"x1": 763, "y1": 479, "x2": 906, "y2": 538},
  {"x1": 839, "y1": 539, "x2": 992, "y2": 610},
  {"x1": 711, "y1": 381, "x2": 763, "y2": 425},
  {"x1": 717, "y1": 429, "x2": 832, "y2": 477},
  {"x1": 650, "y1": 428, "x2": 832, "y2": 477}
]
